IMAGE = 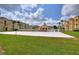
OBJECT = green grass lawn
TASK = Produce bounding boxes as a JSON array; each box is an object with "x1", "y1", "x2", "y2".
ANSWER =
[
  {"x1": 0, "y1": 32, "x2": 79, "y2": 55},
  {"x1": 64, "y1": 31, "x2": 79, "y2": 38}
]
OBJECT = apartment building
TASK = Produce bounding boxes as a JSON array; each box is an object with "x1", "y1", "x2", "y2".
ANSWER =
[
  {"x1": 38, "y1": 23, "x2": 49, "y2": 31},
  {"x1": 63, "y1": 21, "x2": 69, "y2": 31},
  {"x1": 73, "y1": 16, "x2": 79, "y2": 30},
  {"x1": 68, "y1": 18, "x2": 74, "y2": 31},
  {"x1": 63, "y1": 16, "x2": 79, "y2": 31},
  {"x1": 0, "y1": 17, "x2": 30, "y2": 31}
]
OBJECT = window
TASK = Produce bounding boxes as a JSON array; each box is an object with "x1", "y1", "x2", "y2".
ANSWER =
[
  {"x1": 43, "y1": 28, "x2": 44, "y2": 30},
  {"x1": 45, "y1": 28, "x2": 47, "y2": 30},
  {"x1": 76, "y1": 19, "x2": 78, "y2": 21},
  {"x1": 4, "y1": 21, "x2": 7, "y2": 26},
  {"x1": 76, "y1": 24, "x2": 78, "y2": 26}
]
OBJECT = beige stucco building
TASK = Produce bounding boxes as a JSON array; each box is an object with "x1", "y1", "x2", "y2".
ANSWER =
[
  {"x1": 0, "y1": 17, "x2": 30, "y2": 31},
  {"x1": 0, "y1": 17, "x2": 13, "y2": 31},
  {"x1": 37, "y1": 23, "x2": 55, "y2": 31},
  {"x1": 63, "y1": 21, "x2": 69, "y2": 31},
  {"x1": 38, "y1": 23, "x2": 49, "y2": 31},
  {"x1": 63, "y1": 16, "x2": 79, "y2": 31},
  {"x1": 68, "y1": 18, "x2": 74, "y2": 31},
  {"x1": 73, "y1": 16, "x2": 79, "y2": 30}
]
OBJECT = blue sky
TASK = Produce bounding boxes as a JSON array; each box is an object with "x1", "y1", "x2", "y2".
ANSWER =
[
  {"x1": 30, "y1": 4, "x2": 63, "y2": 20},
  {"x1": 39, "y1": 4, "x2": 63, "y2": 20},
  {"x1": 0, "y1": 4, "x2": 63, "y2": 26},
  {"x1": 0, "y1": 4, "x2": 78, "y2": 26}
]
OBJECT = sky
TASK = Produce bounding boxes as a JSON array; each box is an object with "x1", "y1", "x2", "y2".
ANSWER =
[{"x1": 0, "y1": 4, "x2": 79, "y2": 26}]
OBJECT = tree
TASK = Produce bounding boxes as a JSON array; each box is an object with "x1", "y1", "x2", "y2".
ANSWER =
[
  {"x1": 53, "y1": 26, "x2": 58, "y2": 29},
  {"x1": 61, "y1": 20, "x2": 64, "y2": 26},
  {"x1": 60, "y1": 20, "x2": 65, "y2": 32}
]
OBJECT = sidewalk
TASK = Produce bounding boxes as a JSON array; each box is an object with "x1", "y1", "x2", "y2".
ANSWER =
[{"x1": 0, "y1": 31, "x2": 74, "y2": 38}]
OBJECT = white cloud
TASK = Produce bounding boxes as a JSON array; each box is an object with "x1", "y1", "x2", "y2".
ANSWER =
[
  {"x1": 61, "y1": 4, "x2": 79, "y2": 21},
  {"x1": 0, "y1": 4, "x2": 39, "y2": 21},
  {"x1": 69, "y1": 15, "x2": 76, "y2": 18},
  {"x1": 20, "y1": 6, "x2": 45, "y2": 25},
  {"x1": 26, "y1": 17, "x2": 57, "y2": 26},
  {"x1": 0, "y1": 4, "x2": 57, "y2": 26},
  {"x1": 37, "y1": 17, "x2": 58, "y2": 26},
  {"x1": 46, "y1": 18, "x2": 58, "y2": 26},
  {"x1": 62, "y1": 4, "x2": 79, "y2": 16},
  {"x1": 0, "y1": 4, "x2": 21, "y2": 11},
  {"x1": 22, "y1": 7, "x2": 45, "y2": 25},
  {"x1": 21, "y1": 4, "x2": 37, "y2": 12},
  {"x1": 27, "y1": 7, "x2": 44, "y2": 20},
  {"x1": 31, "y1": 21, "x2": 41, "y2": 26},
  {"x1": 60, "y1": 16, "x2": 69, "y2": 21},
  {"x1": 34, "y1": 8, "x2": 44, "y2": 18}
]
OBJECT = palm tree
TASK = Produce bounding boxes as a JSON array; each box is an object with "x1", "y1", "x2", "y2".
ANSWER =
[
  {"x1": 53, "y1": 26, "x2": 58, "y2": 29},
  {"x1": 60, "y1": 20, "x2": 65, "y2": 32},
  {"x1": 58, "y1": 22, "x2": 61, "y2": 32},
  {"x1": 61, "y1": 20, "x2": 64, "y2": 25},
  {"x1": 53, "y1": 25, "x2": 58, "y2": 32}
]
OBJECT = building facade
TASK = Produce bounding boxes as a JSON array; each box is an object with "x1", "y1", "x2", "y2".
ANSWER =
[
  {"x1": 74, "y1": 16, "x2": 79, "y2": 30},
  {"x1": 38, "y1": 23, "x2": 49, "y2": 31},
  {"x1": 68, "y1": 18, "x2": 74, "y2": 31},
  {"x1": 0, "y1": 17, "x2": 30, "y2": 31},
  {"x1": 63, "y1": 21, "x2": 69, "y2": 31},
  {"x1": 0, "y1": 17, "x2": 13, "y2": 31},
  {"x1": 63, "y1": 16, "x2": 79, "y2": 31}
]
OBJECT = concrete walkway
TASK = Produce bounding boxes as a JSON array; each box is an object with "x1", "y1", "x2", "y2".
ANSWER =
[{"x1": 0, "y1": 31, "x2": 74, "y2": 38}]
